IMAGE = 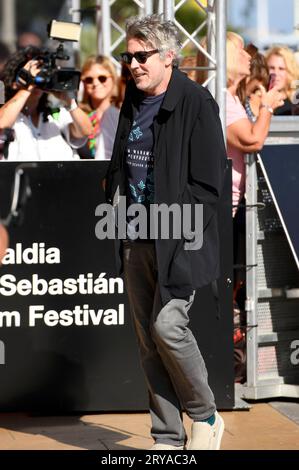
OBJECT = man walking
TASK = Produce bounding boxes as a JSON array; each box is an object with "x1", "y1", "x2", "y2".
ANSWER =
[{"x1": 105, "y1": 14, "x2": 226, "y2": 450}]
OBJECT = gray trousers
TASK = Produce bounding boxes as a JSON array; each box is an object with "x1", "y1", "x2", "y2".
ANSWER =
[{"x1": 123, "y1": 241, "x2": 216, "y2": 446}]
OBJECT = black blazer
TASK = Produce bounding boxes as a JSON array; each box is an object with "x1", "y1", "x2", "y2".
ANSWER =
[{"x1": 106, "y1": 68, "x2": 227, "y2": 305}]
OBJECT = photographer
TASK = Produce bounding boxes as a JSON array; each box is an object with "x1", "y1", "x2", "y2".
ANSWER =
[{"x1": 0, "y1": 47, "x2": 92, "y2": 161}]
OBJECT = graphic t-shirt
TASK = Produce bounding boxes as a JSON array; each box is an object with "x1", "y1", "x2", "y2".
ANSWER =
[{"x1": 125, "y1": 92, "x2": 165, "y2": 240}]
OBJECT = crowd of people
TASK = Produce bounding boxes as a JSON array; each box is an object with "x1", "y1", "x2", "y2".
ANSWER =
[
  {"x1": 0, "y1": 29, "x2": 298, "y2": 164},
  {"x1": 0, "y1": 33, "x2": 124, "y2": 161},
  {"x1": 180, "y1": 33, "x2": 299, "y2": 382}
]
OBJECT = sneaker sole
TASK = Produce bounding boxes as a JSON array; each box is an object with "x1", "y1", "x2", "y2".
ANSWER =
[{"x1": 213, "y1": 413, "x2": 225, "y2": 450}]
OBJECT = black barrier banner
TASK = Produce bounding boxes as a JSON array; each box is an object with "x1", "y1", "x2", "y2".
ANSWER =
[
  {"x1": 0, "y1": 162, "x2": 149, "y2": 411},
  {"x1": 0, "y1": 162, "x2": 234, "y2": 412},
  {"x1": 259, "y1": 145, "x2": 299, "y2": 269}
]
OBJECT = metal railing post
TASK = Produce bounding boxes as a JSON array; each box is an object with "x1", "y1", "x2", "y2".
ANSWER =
[
  {"x1": 245, "y1": 153, "x2": 258, "y2": 389},
  {"x1": 163, "y1": 0, "x2": 174, "y2": 20},
  {"x1": 216, "y1": 0, "x2": 227, "y2": 139}
]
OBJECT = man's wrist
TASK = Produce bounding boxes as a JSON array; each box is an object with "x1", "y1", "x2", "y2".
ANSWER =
[
  {"x1": 65, "y1": 98, "x2": 78, "y2": 112},
  {"x1": 260, "y1": 103, "x2": 274, "y2": 114}
]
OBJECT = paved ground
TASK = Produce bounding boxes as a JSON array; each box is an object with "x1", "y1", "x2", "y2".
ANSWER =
[
  {"x1": 0, "y1": 402, "x2": 299, "y2": 450},
  {"x1": 270, "y1": 400, "x2": 299, "y2": 426}
]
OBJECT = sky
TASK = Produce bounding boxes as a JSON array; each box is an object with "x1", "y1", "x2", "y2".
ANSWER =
[{"x1": 227, "y1": 0, "x2": 295, "y2": 34}]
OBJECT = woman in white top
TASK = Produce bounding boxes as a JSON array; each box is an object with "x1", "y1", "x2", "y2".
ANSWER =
[
  {"x1": 0, "y1": 47, "x2": 92, "y2": 161},
  {"x1": 79, "y1": 55, "x2": 120, "y2": 160}
]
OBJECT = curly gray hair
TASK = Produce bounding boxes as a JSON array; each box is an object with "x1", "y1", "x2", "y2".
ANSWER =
[{"x1": 126, "y1": 14, "x2": 181, "y2": 60}]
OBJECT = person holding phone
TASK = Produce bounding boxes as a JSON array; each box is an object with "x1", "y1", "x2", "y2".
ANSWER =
[
  {"x1": 195, "y1": 34, "x2": 283, "y2": 213},
  {"x1": 225, "y1": 33, "x2": 284, "y2": 216},
  {"x1": 223, "y1": 37, "x2": 284, "y2": 383}
]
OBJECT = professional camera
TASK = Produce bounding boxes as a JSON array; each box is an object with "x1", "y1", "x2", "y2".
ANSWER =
[
  {"x1": 0, "y1": 128, "x2": 15, "y2": 160},
  {"x1": 18, "y1": 20, "x2": 82, "y2": 92}
]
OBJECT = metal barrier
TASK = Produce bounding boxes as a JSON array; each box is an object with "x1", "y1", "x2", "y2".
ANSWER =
[{"x1": 240, "y1": 116, "x2": 299, "y2": 400}]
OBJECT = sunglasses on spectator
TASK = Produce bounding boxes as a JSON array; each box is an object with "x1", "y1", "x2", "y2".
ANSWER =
[
  {"x1": 120, "y1": 49, "x2": 160, "y2": 65},
  {"x1": 83, "y1": 75, "x2": 111, "y2": 85}
]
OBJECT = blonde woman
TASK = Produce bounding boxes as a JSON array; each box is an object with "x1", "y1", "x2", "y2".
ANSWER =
[
  {"x1": 265, "y1": 46, "x2": 299, "y2": 115},
  {"x1": 225, "y1": 32, "x2": 284, "y2": 214},
  {"x1": 196, "y1": 34, "x2": 283, "y2": 211},
  {"x1": 79, "y1": 55, "x2": 120, "y2": 160},
  {"x1": 224, "y1": 33, "x2": 284, "y2": 381}
]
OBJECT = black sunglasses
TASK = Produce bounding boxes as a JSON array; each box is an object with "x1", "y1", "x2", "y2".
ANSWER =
[
  {"x1": 83, "y1": 75, "x2": 111, "y2": 85},
  {"x1": 120, "y1": 49, "x2": 160, "y2": 65}
]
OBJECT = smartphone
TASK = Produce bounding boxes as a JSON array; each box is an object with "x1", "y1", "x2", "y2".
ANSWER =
[{"x1": 268, "y1": 73, "x2": 276, "y2": 91}]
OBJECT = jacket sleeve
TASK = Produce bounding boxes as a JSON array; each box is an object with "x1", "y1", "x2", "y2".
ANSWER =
[
  {"x1": 104, "y1": 116, "x2": 123, "y2": 203},
  {"x1": 188, "y1": 95, "x2": 227, "y2": 230}
]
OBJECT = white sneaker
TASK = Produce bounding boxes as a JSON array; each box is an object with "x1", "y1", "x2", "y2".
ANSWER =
[
  {"x1": 186, "y1": 411, "x2": 224, "y2": 450},
  {"x1": 149, "y1": 443, "x2": 184, "y2": 450}
]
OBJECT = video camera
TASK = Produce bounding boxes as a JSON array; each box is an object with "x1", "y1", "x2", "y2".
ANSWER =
[{"x1": 18, "y1": 20, "x2": 82, "y2": 92}]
